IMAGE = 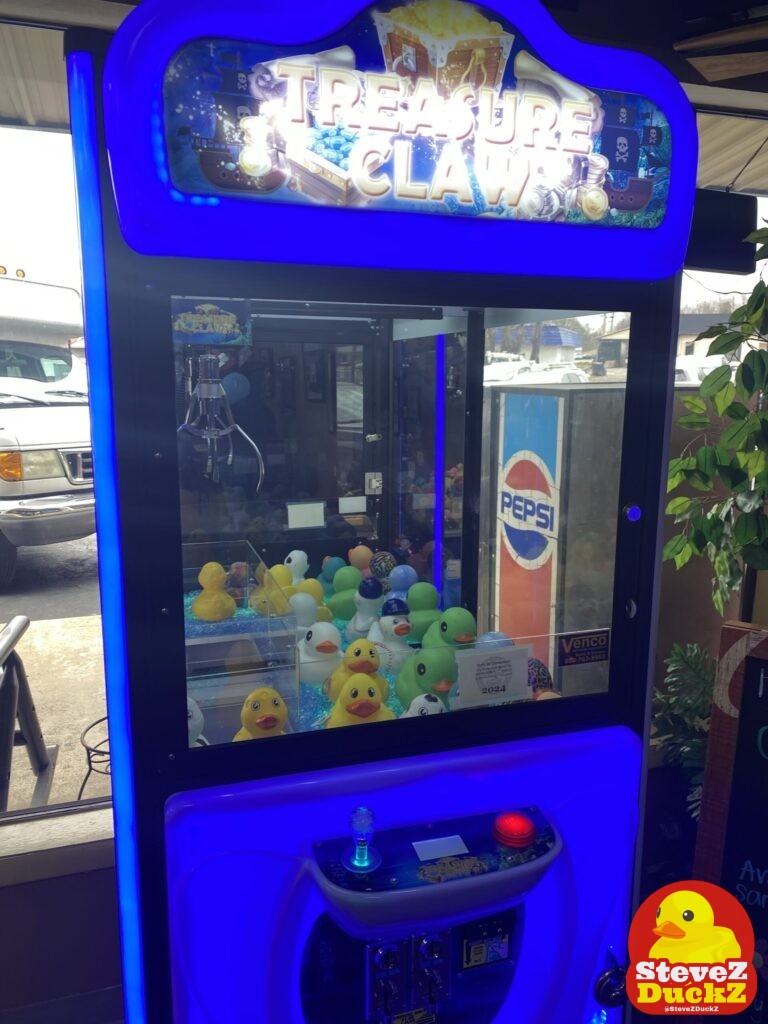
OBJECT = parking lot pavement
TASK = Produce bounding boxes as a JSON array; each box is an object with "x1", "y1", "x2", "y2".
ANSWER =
[
  {"x1": 6, "y1": 613, "x2": 110, "y2": 811},
  {"x1": 0, "y1": 534, "x2": 101, "y2": 624}
]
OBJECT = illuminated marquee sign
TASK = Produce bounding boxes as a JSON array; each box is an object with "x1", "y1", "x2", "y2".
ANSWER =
[{"x1": 163, "y1": 0, "x2": 672, "y2": 228}]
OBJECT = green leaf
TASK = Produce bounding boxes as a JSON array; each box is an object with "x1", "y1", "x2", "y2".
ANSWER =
[
  {"x1": 734, "y1": 510, "x2": 768, "y2": 546},
  {"x1": 666, "y1": 496, "x2": 693, "y2": 515},
  {"x1": 674, "y1": 543, "x2": 693, "y2": 570},
  {"x1": 746, "y1": 228, "x2": 768, "y2": 244},
  {"x1": 737, "y1": 360, "x2": 756, "y2": 397},
  {"x1": 744, "y1": 349, "x2": 768, "y2": 392},
  {"x1": 736, "y1": 490, "x2": 763, "y2": 513},
  {"x1": 667, "y1": 472, "x2": 685, "y2": 492},
  {"x1": 742, "y1": 543, "x2": 768, "y2": 569},
  {"x1": 696, "y1": 324, "x2": 728, "y2": 341},
  {"x1": 677, "y1": 414, "x2": 710, "y2": 430},
  {"x1": 729, "y1": 304, "x2": 748, "y2": 323},
  {"x1": 713, "y1": 382, "x2": 736, "y2": 417},
  {"x1": 718, "y1": 464, "x2": 748, "y2": 490},
  {"x1": 662, "y1": 534, "x2": 688, "y2": 561},
  {"x1": 725, "y1": 401, "x2": 749, "y2": 420},
  {"x1": 707, "y1": 331, "x2": 743, "y2": 357},
  {"x1": 700, "y1": 364, "x2": 733, "y2": 397},
  {"x1": 720, "y1": 418, "x2": 752, "y2": 448},
  {"x1": 756, "y1": 244, "x2": 768, "y2": 262},
  {"x1": 688, "y1": 472, "x2": 714, "y2": 492},
  {"x1": 689, "y1": 528, "x2": 707, "y2": 554},
  {"x1": 682, "y1": 395, "x2": 707, "y2": 414},
  {"x1": 747, "y1": 281, "x2": 767, "y2": 317},
  {"x1": 696, "y1": 445, "x2": 718, "y2": 478}
]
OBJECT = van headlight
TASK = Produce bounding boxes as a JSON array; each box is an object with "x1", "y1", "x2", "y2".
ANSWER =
[{"x1": 0, "y1": 450, "x2": 64, "y2": 481}]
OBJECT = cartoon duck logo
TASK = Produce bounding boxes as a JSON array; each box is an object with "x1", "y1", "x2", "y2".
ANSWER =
[{"x1": 627, "y1": 880, "x2": 757, "y2": 1015}]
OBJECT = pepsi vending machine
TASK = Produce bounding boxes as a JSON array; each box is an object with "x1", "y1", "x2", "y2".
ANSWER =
[{"x1": 65, "y1": 0, "x2": 696, "y2": 1020}]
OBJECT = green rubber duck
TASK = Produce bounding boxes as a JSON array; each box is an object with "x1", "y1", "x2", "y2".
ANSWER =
[
  {"x1": 396, "y1": 647, "x2": 458, "y2": 709},
  {"x1": 326, "y1": 565, "x2": 363, "y2": 621},
  {"x1": 422, "y1": 607, "x2": 477, "y2": 649},
  {"x1": 406, "y1": 581, "x2": 442, "y2": 641}
]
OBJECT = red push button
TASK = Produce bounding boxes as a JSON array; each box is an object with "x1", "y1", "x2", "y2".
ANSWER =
[{"x1": 493, "y1": 812, "x2": 536, "y2": 848}]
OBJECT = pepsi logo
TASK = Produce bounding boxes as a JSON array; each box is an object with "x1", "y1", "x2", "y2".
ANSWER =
[{"x1": 499, "y1": 451, "x2": 558, "y2": 568}]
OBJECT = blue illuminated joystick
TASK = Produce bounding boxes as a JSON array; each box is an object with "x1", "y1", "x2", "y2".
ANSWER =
[{"x1": 343, "y1": 806, "x2": 382, "y2": 874}]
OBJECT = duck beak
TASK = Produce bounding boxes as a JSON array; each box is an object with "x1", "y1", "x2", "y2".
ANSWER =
[
  {"x1": 316, "y1": 641, "x2": 338, "y2": 654},
  {"x1": 394, "y1": 623, "x2": 411, "y2": 636},
  {"x1": 454, "y1": 633, "x2": 476, "y2": 644},
  {"x1": 432, "y1": 679, "x2": 454, "y2": 693},
  {"x1": 346, "y1": 699, "x2": 379, "y2": 718},
  {"x1": 653, "y1": 921, "x2": 686, "y2": 938},
  {"x1": 255, "y1": 714, "x2": 279, "y2": 730},
  {"x1": 349, "y1": 659, "x2": 375, "y2": 673}
]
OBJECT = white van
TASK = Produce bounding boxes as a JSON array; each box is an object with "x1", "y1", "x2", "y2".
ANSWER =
[{"x1": 0, "y1": 278, "x2": 95, "y2": 585}]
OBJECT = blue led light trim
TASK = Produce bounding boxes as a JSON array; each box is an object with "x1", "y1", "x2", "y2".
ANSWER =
[
  {"x1": 433, "y1": 333, "x2": 446, "y2": 592},
  {"x1": 102, "y1": 0, "x2": 697, "y2": 280},
  {"x1": 67, "y1": 52, "x2": 147, "y2": 1024}
]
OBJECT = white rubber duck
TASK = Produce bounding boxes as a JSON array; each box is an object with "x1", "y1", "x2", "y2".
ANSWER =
[
  {"x1": 289, "y1": 592, "x2": 319, "y2": 640},
  {"x1": 345, "y1": 578, "x2": 386, "y2": 641},
  {"x1": 297, "y1": 622, "x2": 343, "y2": 686},
  {"x1": 284, "y1": 550, "x2": 309, "y2": 587},
  {"x1": 187, "y1": 697, "x2": 209, "y2": 746},
  {"x1": 368, "y1": 597, "x2": 413, "y2": 674},
  {"x1": 400, "y1": 693, "x2": 446, "y2": 718}
]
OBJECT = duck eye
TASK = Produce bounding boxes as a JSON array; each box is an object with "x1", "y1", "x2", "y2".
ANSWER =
[
  {"x1": 251, "y1": 701, "x2": 261, "y2": 711},
  {"x1": 417, "y1": 663, "x2": 426, "y2": 676},
  {"x1": 425, "y1": 694, "x2": 438, "y2": 703},
  {"x1": 656, "y1": 907, "x2": 661, "y2": 919},
  {"x1": 350, "y1": 688, "x2": 359, "y2": 699},
  {"x1": 440, "y1": 621, "x2": 448, "y2": 632},
  {"x1": 272, "y1": 698, "x2": 280, "y2": 707},
  {"x1": 683, "y1": 910, "x2": 694, "y2": 922},
  {"x1": 306, "y1": 630, "x2": 313, "y2": 641},
  {"x1": 419, "y1": 707, "x2": 428, "y2": 716},
  {"x1": 367, "y1": 687, "x2": 375, "y2": 698},
  {"x1": 286, "y1": 556, "x2": 292, "y2": 564},
  {"x1": 187, "y1": 710, "x2": 193, "y2": 720}
]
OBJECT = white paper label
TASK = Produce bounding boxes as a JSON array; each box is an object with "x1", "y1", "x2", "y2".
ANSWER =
[
  {"x1": 412, "y1": 835, "x2": 468, "y2": 862},
  {"x1": 456, "y1": 644, "x2": 532, "y2": 708}
]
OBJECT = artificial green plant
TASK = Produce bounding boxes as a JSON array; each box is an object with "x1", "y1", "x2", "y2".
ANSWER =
[{"x1": 664, "y1": 228, "x2": 768, "y2": 612}]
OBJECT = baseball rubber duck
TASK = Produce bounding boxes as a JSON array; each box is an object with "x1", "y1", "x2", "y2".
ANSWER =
[
  {"x1": 396, "y1": 647, "x2": 458, "y2": 709},
  {"x1": 325, "y1": 674, "x2": 396, "y2": 729},
  {"x1": 368, "y1": 597, "x2": 413, "y2": 673},
  {"x1": 326, "y1": 565, "x2": 363, "y2": 621},
  {"x1": 234, "y1": 686, "x2": 288, "y2": 741},
  {"x1": 400, "y1": 693, "x2": 446, "y2": 718},
  {"x1": 326, "y1": 640, "x2": 389, "y2": 703},
  {"x1": 317, "y1": 556, "x2": 346, "y2": 597},
  {"x1": 650, "y1": 891, "x2": 741, "y2": 964},
  {"x1": 191, "y1": 562, "x2": 237, "y2": 622},
  {"x1": 422, "y1": 607, "x2": 477, "y2": 649},
  {"x1": 297, "y1": 622, "x2": 343, "y2": 686},
  {"x1": 284, "y1": 550, "x2": 309, "y2": 587},
  {"x1": 406, "y1": 582, "x2": 442, "y2": 641},
  {"x1": 346, "y1": 578, "x2": 386, "y2": 641}
]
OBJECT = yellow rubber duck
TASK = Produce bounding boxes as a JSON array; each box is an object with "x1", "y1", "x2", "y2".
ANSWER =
[
  {"x1": 233, "y1": 686, "x2": 288, "y2": 741},
  {"x1": 249, "y1": 567, "x2": 291, "y2": 616},
  {"x1": 326, "y1": 641, "x2": 389, "y2": 703},
  {"x1": 650, "y1": 891, "x2": 741, "y2": 964},
  {"x1": 191, "y1": 562, "x2": 236, "y2": 622},
  {"x1": 325, "y1": 674, "x2": 396, "y2": 729}
]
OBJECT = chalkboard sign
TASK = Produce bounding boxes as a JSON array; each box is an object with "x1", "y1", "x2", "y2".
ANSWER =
[{"x1": 720, "y1": 654, "x2": 768, "y2": 1024}]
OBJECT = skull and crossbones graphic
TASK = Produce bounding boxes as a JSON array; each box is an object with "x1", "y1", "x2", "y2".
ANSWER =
[{"x1": 615, "y1": 136, "x2": 630, "y2": 163}]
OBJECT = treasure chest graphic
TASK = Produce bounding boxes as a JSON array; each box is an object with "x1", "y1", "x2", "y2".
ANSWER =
[
  {"x1": 287, "y1": 143, "x2": 367, "y2": 207},
  {"x1": 373, "y1": 0, "x2": 514, "y2": 99}
]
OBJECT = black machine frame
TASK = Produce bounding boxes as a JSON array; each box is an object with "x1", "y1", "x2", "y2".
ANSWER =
[{"x1": 70, "y1": 27, "x2": 685, "y2": 1022}]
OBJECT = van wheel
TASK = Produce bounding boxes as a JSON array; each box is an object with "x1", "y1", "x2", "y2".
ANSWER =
[{"x1": 0, "y1": 535, "x2": 18, "y2": 587}]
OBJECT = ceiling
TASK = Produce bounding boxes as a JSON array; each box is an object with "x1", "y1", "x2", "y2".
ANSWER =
[{"x1": 2, "y1": 0, "x2": 768, "y2": 193}]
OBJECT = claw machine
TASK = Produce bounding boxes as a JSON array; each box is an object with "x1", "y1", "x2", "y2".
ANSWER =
[{"x1": 65, "y1": 0, "x2": 696, "y2": 1020}]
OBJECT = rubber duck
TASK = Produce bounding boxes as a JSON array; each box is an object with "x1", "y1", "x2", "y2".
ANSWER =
[
  {"x1": 249, "y1": 568, "x2": 291, "y2": 616},
  {"x1": 269, "y1": 562, "x2": 296, "y2": 598},
  {"x1": 528, "y1": 658, "x2": 557, "y2": 698},
  {"x1": 346, "y1": 578, "x2": 386, "y2": 641},
  {"x1": 234, "y1": 686, "x2": 288, "y2": 741},
  {"x1": 284, "y1": 550, "x2": 309, "y2": 586},
  {"x1": 325, "y1": 674, "x2": 396, "y2": 728},
  {"x1": 289, "y1": 592, "x2": 319, "y2": 638},
  {"x1": 317, "y1": 555, "x2": 346, "y2": 597},
  {"x1": 396, "y1": 648, "x2": 458, "y2": 709},
  {"x1": 388, "y1": 563, "x2": 418, "y2": 600},
  {"x1": 650, "y1": 891, "x2": 741, "y2": 964},
  {"x1": 422, "y1": 607, "x2": 477, "y2": 649},
  {"x1": 406, "y1": 582, "x2": 442, "y2": 641},
  {"x1": 400, "y1": 693, "x2": 446, "y2": 718},
  {"x1": 187, "y1": 697, "x2": 208, "y2": 746},
  {"x1": 368, "y1": 597, "x2": 413, "y2": 673},
  {"x1": 326, "y1": 640, "x2": 389, "y2": 703},
  {"x1": 348, "y1": 544, "x2": 373, "y2": 576},
  {"x1": 369, "y1": 550, "x2": 397, "y2": 586},
  {"x1": 191, "y1": 562, "x2": 237, "y2": 622},
  {"x1": 326, "y1": 565, "x2": 363, "y2": 621},
  {"x1": 297, "y1": 622, "x2": 343, "y2": 686}
]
